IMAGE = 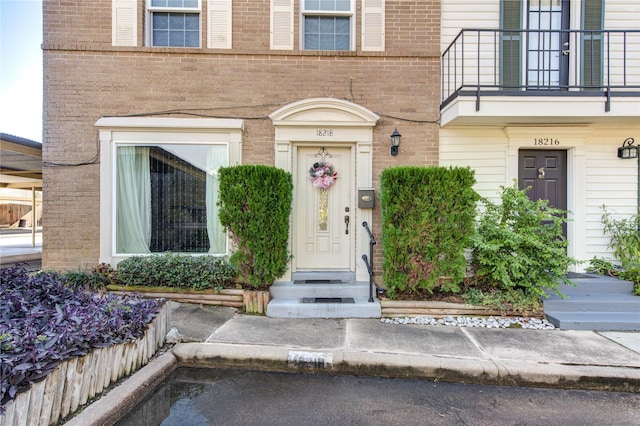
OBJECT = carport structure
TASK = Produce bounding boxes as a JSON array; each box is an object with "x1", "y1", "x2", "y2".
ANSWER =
[{"x1": 0, "y1": 133, "x2": 42, "y2": 247}]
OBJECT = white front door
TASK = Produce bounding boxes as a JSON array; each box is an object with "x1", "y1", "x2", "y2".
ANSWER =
[{"x1": 295, "y1": 146, "x2": 352, "y2": 270}]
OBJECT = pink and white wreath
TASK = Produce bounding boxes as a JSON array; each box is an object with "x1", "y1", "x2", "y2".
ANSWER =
[{"x1": 308, "y1": 162, "x2": 338, "y2": 189}]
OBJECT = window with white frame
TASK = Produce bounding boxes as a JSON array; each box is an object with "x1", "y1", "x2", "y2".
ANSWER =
[
  {"x1": 148, "y1": 0, "x2": 201, "y2": 47},
  {"x1": 302, "y1": 0, "x2": 354, "y2": 50},
  {"x1": 96, "y1": 118, "x2": 243, "y2": 263},
  {"x1": 270, "y1": 0, "x2": 384, "y2": 52},
  {"x1": 115, "y1": 143, "x2": 226, "y2": 254}
]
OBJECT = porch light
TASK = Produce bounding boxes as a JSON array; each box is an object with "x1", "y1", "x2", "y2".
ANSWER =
[
  {"x1": 617, "y1": 138, "x2": 638, "y2": 159},
  {"x1": 390, "y1": 129, "x2": 401, "y2": 156}
]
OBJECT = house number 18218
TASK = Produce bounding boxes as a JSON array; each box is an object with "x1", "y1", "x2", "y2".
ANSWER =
[
  {"x1": 534, "y1": 138, "x2": 559, "y2": 145},
  {"x1": 316, "y1": 129, "x2": 334, "y2": 137}
]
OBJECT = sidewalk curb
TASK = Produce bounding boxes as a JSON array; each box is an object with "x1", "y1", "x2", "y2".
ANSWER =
[{"x1": 171, "y1": 342, "x2": 640, "y2": 393}]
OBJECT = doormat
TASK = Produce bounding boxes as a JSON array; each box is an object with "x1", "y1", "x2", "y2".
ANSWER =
[
  {"x1": 301, "y1": 297, "x2": 355, "y2": 304},
  {"x1": 294, "y1": 280, "x2": 345, "y2": 284}
]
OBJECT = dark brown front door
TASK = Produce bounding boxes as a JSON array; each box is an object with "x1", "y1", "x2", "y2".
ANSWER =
[{"x1": 518, "y1": 149, "x2": 567, "y2": 236}]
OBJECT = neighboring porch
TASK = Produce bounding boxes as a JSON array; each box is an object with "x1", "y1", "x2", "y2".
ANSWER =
[{"x1": 440, "y1": 28, "x2": 640, "y2": 126}]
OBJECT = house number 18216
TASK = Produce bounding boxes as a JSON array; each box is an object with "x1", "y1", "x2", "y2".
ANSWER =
[{"x1": 534, "y1": 138, "x2": 559, "y2": 145}]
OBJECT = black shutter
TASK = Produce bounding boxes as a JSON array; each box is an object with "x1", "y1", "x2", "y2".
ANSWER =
[
  {"x1": 582, "y1": 0, "x2": 603, "y2": 89},
  {"x1": 500, "y1": 0, "x2": 523, "y2": 89}
]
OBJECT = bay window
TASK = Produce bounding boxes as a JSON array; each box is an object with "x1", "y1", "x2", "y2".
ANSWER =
[
  {"x1": 97, "y1": 117, "x2": 244, "y2": 265},
  {"x1": 116, "y1": 144, "x2": 226, "y2": 254}
]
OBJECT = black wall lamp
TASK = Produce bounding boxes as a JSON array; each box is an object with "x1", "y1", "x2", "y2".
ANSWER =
[
  {"x1": 617, "y1": 138, "x2": 638, "y2": 159},
  {"x1": 390, "y1": 129, "x2": 401, "y2": 156}
]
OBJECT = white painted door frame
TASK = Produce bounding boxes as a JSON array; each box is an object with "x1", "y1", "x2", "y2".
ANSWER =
[{"x1": 270, "y1": 98, "x2": 380, "y2": 281}]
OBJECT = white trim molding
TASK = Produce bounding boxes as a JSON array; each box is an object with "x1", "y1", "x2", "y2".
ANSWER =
[
  {"x1": 270, "y1": 98, "x2": 379, "y2": 281},
  {"x1": 95, "y1": 117, "x2": 244, "y2": 265},
  {"x1": 503, "y1": 126, "x2": 591, "y2": 269}
]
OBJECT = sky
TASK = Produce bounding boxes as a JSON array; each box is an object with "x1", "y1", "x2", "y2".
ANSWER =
[{"x1": 0, "y1": 0, "x2": 43, "y2": 143}]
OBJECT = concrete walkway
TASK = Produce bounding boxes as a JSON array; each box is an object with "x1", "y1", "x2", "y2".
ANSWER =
[
  {"x1": 169, "y1": 304, "x2": 640, "y2": 392},
  {"x1": 0, "y1": 228, "x2": 42, "y2": 267},
  {"x1": 67, "y1": 302, "x2": 640, "y2": 425}
]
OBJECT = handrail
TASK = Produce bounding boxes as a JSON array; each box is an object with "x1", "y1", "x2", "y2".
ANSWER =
[
  {"x1": 441, "y1": 28, "x2": 640, "y2": 110},
  {"x1": 361, "y1": 221, "x2": 376, "y2": 303}
]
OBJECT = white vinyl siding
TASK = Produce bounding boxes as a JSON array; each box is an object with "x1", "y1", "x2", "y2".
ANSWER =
[
  {"x1": 361, "y1": 0, "x2": 385, "y2": 51},
  {"x1": 439, "y1": 128, "x2": 507, "y2": 205},
  {"x1": 112, "y1": 0, "x2": 138, "y2": 47},
  {"x1": 207, "y1": 0, "x2": 232, "y2": 48},
  {"x1": 583, "y1": 132, "x2": 639, "y2": 260},
  {"x1": 441, "y1": 1, "x2": 502, "y2": 94},
  {"x1": 271, "y1": 0, "x2": 294, "y2": 50},
  {"x1": 441, "y1": 0, "x2": 500, "y2": 52},
  {"x1": 603, "y1": 1, "x2": 640, "y2": 88},
  {"x1": 440, "y1": 125, "x2": 639, "y2": 269}
]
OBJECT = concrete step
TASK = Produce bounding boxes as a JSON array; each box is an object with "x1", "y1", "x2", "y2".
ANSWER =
[
  {"x1": 543, "y1": 293, "x2": 640, "y2": 312},
  {"x1": 544, "y1": 311, "x2": 640, "y2": 331},
  {"x1": 291, "y1": 271, "x2": 356, "y2": 282},
  {"x1": 558, "y1": 275, "x2": 634, "y2": 294},
  {"x1": 267, "y1": 297, "x2": 381, "y2": 319},
  {"x1": 270, "y1": 281, "x2": 372, "y2": 299}
]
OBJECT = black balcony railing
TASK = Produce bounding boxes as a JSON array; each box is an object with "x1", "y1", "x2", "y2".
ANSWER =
[{"x1": 441, "y1": 29, "x2": 640, "y2": 111}]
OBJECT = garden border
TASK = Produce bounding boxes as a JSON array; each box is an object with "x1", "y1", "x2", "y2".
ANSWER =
[{"x1": 0, "y1": 303, "x2": 170, "y2": 426}]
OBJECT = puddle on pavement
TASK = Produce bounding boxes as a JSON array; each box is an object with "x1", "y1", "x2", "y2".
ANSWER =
[{"x1": 114, "y1": 367, "x2": 640, "y2": 426}]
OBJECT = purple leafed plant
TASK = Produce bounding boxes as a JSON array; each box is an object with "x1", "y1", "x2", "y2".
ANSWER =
[{"x1": 0, "y1": 264, "x2": 162, "y2": 410}]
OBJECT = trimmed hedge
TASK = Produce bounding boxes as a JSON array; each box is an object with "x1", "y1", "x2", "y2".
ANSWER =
[
  {"x1": 218, "y1": 165, "x2": 293, "y2": 288},
  {"x1": 115, "y1": 253, "x2": 236, "y2": 291},
  {"x1": 380, "y1": 166, "x2": 478, "y2": 296}
]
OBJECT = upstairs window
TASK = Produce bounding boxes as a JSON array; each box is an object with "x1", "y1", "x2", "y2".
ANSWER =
[
  {"x1": 148, "y1": 0, "x2": 201, "y2": 47},
  {"x1": 302, "y1": 0, "x2": 354, "y2": 51}
]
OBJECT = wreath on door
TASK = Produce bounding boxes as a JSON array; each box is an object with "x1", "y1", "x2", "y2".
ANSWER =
[{"x1": 308, "y1": 162, "x2": 338, "y2": 189}]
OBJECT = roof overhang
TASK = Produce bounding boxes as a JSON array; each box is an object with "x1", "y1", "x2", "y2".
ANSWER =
[{"x1": 0, "y1": 134, "x2": 42, "y2": 190}]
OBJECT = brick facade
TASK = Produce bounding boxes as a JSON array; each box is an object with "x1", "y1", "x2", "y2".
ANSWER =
[{"x1": 43, "y1": 0, "x2": 441, "y2": 271}]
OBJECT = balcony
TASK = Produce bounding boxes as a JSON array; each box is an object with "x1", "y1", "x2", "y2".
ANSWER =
[{"x1": 440, "y1": 29, "x2": 640, "y2": 126}]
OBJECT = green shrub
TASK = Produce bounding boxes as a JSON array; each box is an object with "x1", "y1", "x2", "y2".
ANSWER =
[
  {"x1": 588, "y1": 207, "x2": 640, "y2": 295},
  {"x1": 471, "y1": 182, "x2": 575, "y2": 299},
  {"x1": 115, "y1": 253, "x2": 236, "y2": 290},
  {"x1": 63, "y1": 263, "x2": 116, "y2": 291},
  {"x1": 380, "y1": 166, "x2": 478, "y2": 296},
  {"x1": 601, "y1": 206, "x2": 640, "y2": 270},
  {"x1": 218, "y1": 165, "x2": 293, "y2": 288}
]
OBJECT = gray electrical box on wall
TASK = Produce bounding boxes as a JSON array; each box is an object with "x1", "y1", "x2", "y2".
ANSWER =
[{"x1": 358, "y1": 188, "x2": 375, "y2": 209}]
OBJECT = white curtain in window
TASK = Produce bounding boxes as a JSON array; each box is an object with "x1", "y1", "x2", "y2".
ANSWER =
[
  {"x1": 206, "y1": 145, "x2": 228, "y2": 254},
  {"x1": 116, "y1": 146, "x2": 151, "y2": 253}
]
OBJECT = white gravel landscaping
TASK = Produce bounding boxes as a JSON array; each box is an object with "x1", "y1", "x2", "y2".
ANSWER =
[{"x1": 381, "y1": 316, "x2": 556, "y2": 329}]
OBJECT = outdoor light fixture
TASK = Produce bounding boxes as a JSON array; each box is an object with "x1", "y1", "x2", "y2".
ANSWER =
[
  {"x1": 390, "y1": 129, "x2": 401, "y2": 156},
  {"x1": 617, "y1": 138, "x2": 638, "y2": 159}
]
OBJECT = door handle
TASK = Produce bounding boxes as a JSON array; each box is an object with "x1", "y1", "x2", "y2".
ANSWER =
[
  {"x1": 562, "y1": 41, "x2": 570, "y2": 56},
  {"x1": 344, "y1": 215, "x2": 350, "y2": 234}
]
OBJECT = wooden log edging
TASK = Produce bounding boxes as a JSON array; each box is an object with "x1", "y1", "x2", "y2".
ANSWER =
[
  {"x1": 380, "y1": 300, "x2": 543, "y2": 318},
  {"x1": 109, "y1": 288, "x2": 245, "y2": 308},
  {"x1": 110, "y1": 288, "x2": 270, "y2": 314},
  {"x1": 0, "y1": 303, "x2": 170, "y2": 426},
  {"x1": 243, "y1": 290, "x2": 270, "y2": 314}
]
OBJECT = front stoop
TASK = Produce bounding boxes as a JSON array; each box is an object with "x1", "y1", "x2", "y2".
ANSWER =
[
  {"x1": 267, "y1": 272, "x2": 381, "y2": 318},
  {"x1": 544, "y1": 274, "x2": 640, "y2": 331}
]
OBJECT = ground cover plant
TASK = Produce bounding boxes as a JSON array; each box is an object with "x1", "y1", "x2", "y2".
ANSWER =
[
  {"x1": 588, "y1": 207, "x2": 640, "y2": 295},
  {"x1": 0, "y1": 264, "x2": 161, "y2": 410},
  {"x1": 114, "y1": 253, "x2": 236, "y2": 291}
]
